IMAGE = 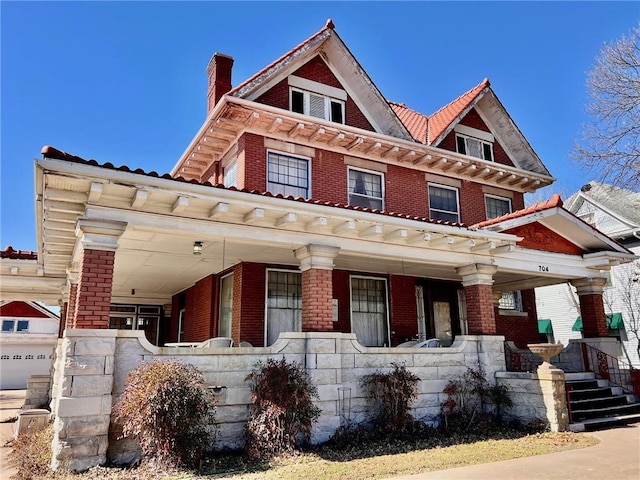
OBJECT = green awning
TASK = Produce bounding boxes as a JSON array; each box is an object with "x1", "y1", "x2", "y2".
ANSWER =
[
  {"x1": 572, "y1": 316, "x2": 583, "y2": 331},
  {"x1": 538, "y1": 319, "x2": 553, "y2": 334},
  {"x1": 606, "y1": 312, "x2": 624, "y2": 330}
]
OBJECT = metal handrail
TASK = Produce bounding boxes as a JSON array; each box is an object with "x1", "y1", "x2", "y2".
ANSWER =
[
  {"x1": 504, "y1": 342, "x2": 539, "y2": 373},
  {"x1": 581, "y1": 343, "x2": 640, "y2": 396}
]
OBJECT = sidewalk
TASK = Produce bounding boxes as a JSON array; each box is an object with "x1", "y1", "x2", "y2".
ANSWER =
[
  {"x1": 0, "y1": 389, "x2": 26, "y2": 479},
  {"x1": 388, "y1": 422, "x2": 640, "y2": 480}
]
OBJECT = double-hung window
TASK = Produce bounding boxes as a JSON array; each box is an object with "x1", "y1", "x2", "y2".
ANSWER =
[
  {"x1": 1, "y1": 320, "x2": 28, "y2": 332},
  {"x1": 350, "y1": 276, "x2": 389, "y2": 347},
  {"x1": 485, "y1": 195, "x2": 512, "y2": 219},
  {"x1": 291, "y1": 88, "x2": 344, "y2": 124},
  {"x1": 267, "y1": 151, "x2": 310, "y2": 198},
  {"x1": 428, "y1": 184, "x2": 460, "y2": 222},
  {"x1": 456, "y1": 134, "x2": 494, "y2": 162},
  {"x1": 223, "y1": 160, "x2": 237, "y2": 188},
  {"x1": 348, "y1": 168, "x2": 384, "y2": 210},
  {"x1": 265, "y1": 270, "x2": 301, "y2": 346}
]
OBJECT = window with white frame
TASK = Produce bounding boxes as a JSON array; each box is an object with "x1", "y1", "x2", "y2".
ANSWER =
[
  {"x1": 350, "y1": 276, "x2": 389, "y2": 347},
  {"x1": 348, "y1": 168, "x2": 384, "y2": 210},
  {"x1": 499, "y1": 291, "x2": 522, "y2": 311},
  {"x1": 219, "y1": 273, "x2": 234, "y2": 338},
  {"x1": 485, "y1": 195, "x2": 512, "y2": 219},
  {"x1": 456, "y1": 133, "x2": 494, "y2": 162},
  {"x1": 428, "y1": 184, "x2": 460, "y2": 222},
  {"x1": 267, "y1": 151, "x2": 310, "y2": 198},
  {"x1": 223, "y1": 160, "x2": 237, "y2": 188},
  {"x1": 1, "y1": 320, "x2": 28, "y2": 333},
  {"x1": 290, "y1": 88, "x2": 344, "y2": 124},
  {"x1": 265, "y1": 270, "x2": 301, "y2": 346}
]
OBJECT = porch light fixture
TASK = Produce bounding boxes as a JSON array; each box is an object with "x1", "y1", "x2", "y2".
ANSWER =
[{"x1": 193, "y1": 241, "x2": 203, "y2": 255}]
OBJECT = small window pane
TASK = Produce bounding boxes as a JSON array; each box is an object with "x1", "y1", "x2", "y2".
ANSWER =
[
  {"x1": 485, "y1": 196, "x2": 512, "y2": 219},
  {"x1": 456, "y1": 136, "x2": 467, "y2": 155},
  {"x1": 499, "y1": 291, "x2": 521, "y2": 310},
  {"x1": 291, "y1": 90, "x2": 304, "y2": 114},
  {"x1": 2, "y1": 320, "x2": 14, "y2": 332},
  {"x1": 309, "y1": 93, "x2": 325, "y2": 119},
  {"x1": 330, "y1": 101, "x2": 343, "y2": 124},
  {"x1": 483, "y1": 143, "x2": 494, "y2": 161},
  {"x1": 16, "y1": 321, "x2": 29, "y2": 332}
]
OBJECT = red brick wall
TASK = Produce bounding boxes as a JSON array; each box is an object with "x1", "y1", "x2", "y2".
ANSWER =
[
  {"x1": 75, "y1": 249, "x2": 115, "y2": 329},
  {"x1": 183, "y1": 275, "x2": 215, "y2": 342},
  {"x1": 241, "y1": 133, "x2": 267, "y2": 192},
  {"x1": 256, "y1": 55, "x2": 375, "y2": 132},
  {"x1": 301, "y1": 268, "x2": 333, "y2": 331},
  {"x1": 389, "y1": 275, "x2": 418, "y2": 345},
  {"x1": 579, "y1": 293, "x2": 608, "y2": 337},
  {"x1": 495, "y1": 289, "x2": 539, "y2": 348},
  {"x1": 234, "y1": 262, "x2": 267, "y2": 346},
  {"x1": 464, "y1": 283, "x2": 496, "y2": 334}
]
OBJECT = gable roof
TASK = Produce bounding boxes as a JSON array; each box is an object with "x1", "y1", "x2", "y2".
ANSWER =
[
  {"x1": 473, "y1": 194, "x2": 632, "y2": 255},
  {"x1": 228, "y1": 19, "x2": 412, "y2": 140},
  {"x1": 565, "y1": 181, "x2": 640, "y2": 238},
  {"x1": 0, "y1": 300, "x2": 59, "y2": 319},
  {"x1": 390, "y1": 78, "x2": 551, "y2": 178}
]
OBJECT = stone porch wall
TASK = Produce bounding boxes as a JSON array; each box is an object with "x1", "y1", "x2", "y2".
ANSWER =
[{"x1": 50, "y1": 329, "x2": 558, "y2": 470}]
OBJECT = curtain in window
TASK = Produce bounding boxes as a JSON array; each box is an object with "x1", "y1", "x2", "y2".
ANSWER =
[
  {"x1": 349, "y1": 170, "x2": 383, "y2": 210},
  {"x1": 219, "y1": 274, "x2": 233, "y2": 338},
  {"x1": 351, "y1": 277, "x2": 388, "y2": 347},
  {"x1": 266, "y1": 271, "x2": 302, "y2": 346}
]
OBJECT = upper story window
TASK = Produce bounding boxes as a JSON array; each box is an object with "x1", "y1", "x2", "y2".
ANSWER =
[
  {"x1": 267, "y1": 151, "x2": 310, "y2": 198},
  {"x1": 288, "y1": 75, "x2": 347, "y2": 125},
  {"x1": 428, "y1": 184, "x2": 460, "y2": 223},
  {"x1": 223, "y1": 160, "x2": 237, "y2": 188},
  {"x1": 291, "y1": 88, "x2": 344, "y2": 124},
  {"x1": 348, "y1": 168, "x2": 384, "y2": 210},
  {"x1": 456, "y1": 134, "x2": 494, "y2": 162},
  {"x1": 485, "y1": 195, "x2": 512, "y2": 219},
  {"x1": 1, "y1": 320, "x2": 29, "y2": 333}
]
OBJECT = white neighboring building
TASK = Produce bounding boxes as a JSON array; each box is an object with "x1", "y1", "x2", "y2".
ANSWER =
[
  {"x1": 535, "y1": 181, "x2": 640, "y2": 367},
  {"x1": 0, "y1": 300, "x2": 59, "y2": 390}
]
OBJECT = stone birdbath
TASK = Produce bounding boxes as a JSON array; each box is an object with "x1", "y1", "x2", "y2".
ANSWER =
[{"x1": 527, "y1": 343, "x2": 563, "y2": 370}]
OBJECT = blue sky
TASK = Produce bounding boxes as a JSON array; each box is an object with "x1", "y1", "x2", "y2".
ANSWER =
[{"x1": 2, "y1": 1, "x2": 639, "y2": 252}]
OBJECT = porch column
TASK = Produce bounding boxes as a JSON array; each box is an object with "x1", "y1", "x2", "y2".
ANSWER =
[
  {"x1": 571, "y1": 277, "x2": 608, "y2": 338},
  {"x1": 456, "y1": 263, "x2": 498, "y2": 335},
  {"x1": 72, "y1": 220, "x2": 126, "y2": 329},
  {"x1": 295, "y1": 245, "x2": 340, "y2": 332}
]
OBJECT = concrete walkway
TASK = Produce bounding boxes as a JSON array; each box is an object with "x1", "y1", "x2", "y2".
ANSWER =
[
  {"x1": 0, "y1": 389, "x2": 26, "y2": 479},
  {"x1": 388, "y1": 422, "x2": 640, "y2": 480}
]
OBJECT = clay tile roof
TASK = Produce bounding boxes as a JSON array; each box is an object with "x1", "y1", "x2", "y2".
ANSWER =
[
  {"x1": 2, "y1": 246, "x2": 38, "y2": 260},
  {"x1": 389, "y1": 102, "x2": 428, "y2": 144},
  {"x1": 41, "y1": 145, "x2": 468, "y2": 229},
  {"x1": 473, "y1": 194, "x2": 563, "y2": 229},
  {"x1": 428, "y1": 78, "x2": 490, "y2": 144}
]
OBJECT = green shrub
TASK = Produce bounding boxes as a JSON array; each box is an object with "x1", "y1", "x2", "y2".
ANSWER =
[
  {"x1": 8, "y1": 422, "x2": 53, "y2": 480},
  {"x1": 114, "y1": 359, "x2": 217, "y2": 468},
  {"x1": 244, "y1": 358, "x2": 321, "y2": 462},
  {"x1": 440, "y1": 367, "x2": 513, "y2": 431},
  {"x1": 361, "y1": 362, "x2": 420, "y2": 433}
]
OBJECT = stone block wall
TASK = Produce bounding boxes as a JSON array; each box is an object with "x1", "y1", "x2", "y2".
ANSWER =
[{"x1": 52, "y1": 330, "x2": 544, "y2": 470}]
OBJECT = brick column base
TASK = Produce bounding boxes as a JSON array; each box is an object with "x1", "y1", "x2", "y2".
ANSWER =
[{"x1": 464, "y1": 284, "x2": 497, "y2": 335}]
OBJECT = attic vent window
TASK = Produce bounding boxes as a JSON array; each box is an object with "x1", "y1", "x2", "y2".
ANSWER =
[
  {"x1": 456, "y1": 134, "x2": 494, "y2": 162},
  {"x1": 290, "y1": 88, "x2": 344, "y2": 124}
]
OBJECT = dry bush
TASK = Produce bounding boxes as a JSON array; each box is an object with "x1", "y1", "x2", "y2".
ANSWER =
[{"x1": 8, "y1": 422, "x2": 54, "y2": 480}]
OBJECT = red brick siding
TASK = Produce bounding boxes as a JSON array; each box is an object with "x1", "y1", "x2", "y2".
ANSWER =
[
  {"x1": 183, "y1": 275, "x2": 215, "y2": 342},
  {"x1": 240, "y1": 133, "x2": 267, "y2": 192},
  {"x1": 579, "y1": 293, "x2": 608, "y2": 337},
  {"x1": 464, "y1": 283, "x2": 497, "y2": 334},
  {"x1": 256, "y1": 55, "x2": 375, "y2": 132},
  {"x1": 75, "y1": 249, "x2": 115, "y2": 329},
  {"x1": 389, "y1": 275, "x2": 418, "y2": 345},
  {"x1": 301, "y1": 268, "x2": 333, "y2": 331},
  {"x1": 495, "y1": 289, "x2": 539, "y2": 348},
  {"x1": 234, "y1": 262, "x2": 267, "y2": 346},
  {"x1": 386, "y1": 165, "x2": 429, "y2": 217}
]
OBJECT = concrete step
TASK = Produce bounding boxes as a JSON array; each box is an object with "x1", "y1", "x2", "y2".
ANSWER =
[
  {"x1": 569, "y1": 412, "x2": 640, "y2": 432},
  {"x1": 565, "y1": 372, "x2": 596, "y2": 382},
  {"x1": 568, "y1": 386, "x2": 613, "y2": 401},
  {"x1": 570, "y1": 402, "x2": 640, "y2": 422}
]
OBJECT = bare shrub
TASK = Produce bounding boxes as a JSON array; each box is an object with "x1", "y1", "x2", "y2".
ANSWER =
[
  {"x1": 7, "y1": 422, "x2": 53, "y2": 480},
  {"x1": 113, "y1": 359, "x2": 217, "y2": 468}
]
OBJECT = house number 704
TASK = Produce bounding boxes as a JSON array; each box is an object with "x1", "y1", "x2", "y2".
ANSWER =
[{"x1": 538, "y1": 265, "x2": 549, "y2": 272}]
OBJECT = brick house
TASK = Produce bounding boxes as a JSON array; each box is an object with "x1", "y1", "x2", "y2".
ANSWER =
[{"x1": 4, "y1": 19, "x2": 633, "y2": 350}]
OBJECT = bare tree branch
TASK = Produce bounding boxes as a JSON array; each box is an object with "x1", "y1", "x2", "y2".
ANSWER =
[{"x1": 572, "y1": 23, "x2": 640, "y2": 191}]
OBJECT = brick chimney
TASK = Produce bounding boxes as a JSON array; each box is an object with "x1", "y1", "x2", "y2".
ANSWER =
[{"x1": 207, "y1": 52, "x2": 234, "y2": 114}]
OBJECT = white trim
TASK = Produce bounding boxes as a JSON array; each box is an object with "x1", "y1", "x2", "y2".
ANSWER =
[
  {"x1": 347, "y1": 166, "x2": 385, "y2": 210},
  {"x1": 266, "y1": 149, "x2": 312, "y2": 199},
  {"x1": 349, "y1": 275, "x2": 391, "y2": 347},
  {"x1": 288, "y1": 75, "x2": 347, "y2": 101},
  {"x1": 454, "y1": 124, "x2": 494, "y2": 143},
  {"x1": 428, "y1": 183, "x2": 460, "y2": 223},
  {"x1": 290, "y1": 86, "x2": 345, "y2": 124}
]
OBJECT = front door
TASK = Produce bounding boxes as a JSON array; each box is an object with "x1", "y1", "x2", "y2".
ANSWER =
[{"x1": 416, "y1": 280, "x2": 461, "y2": 347}]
